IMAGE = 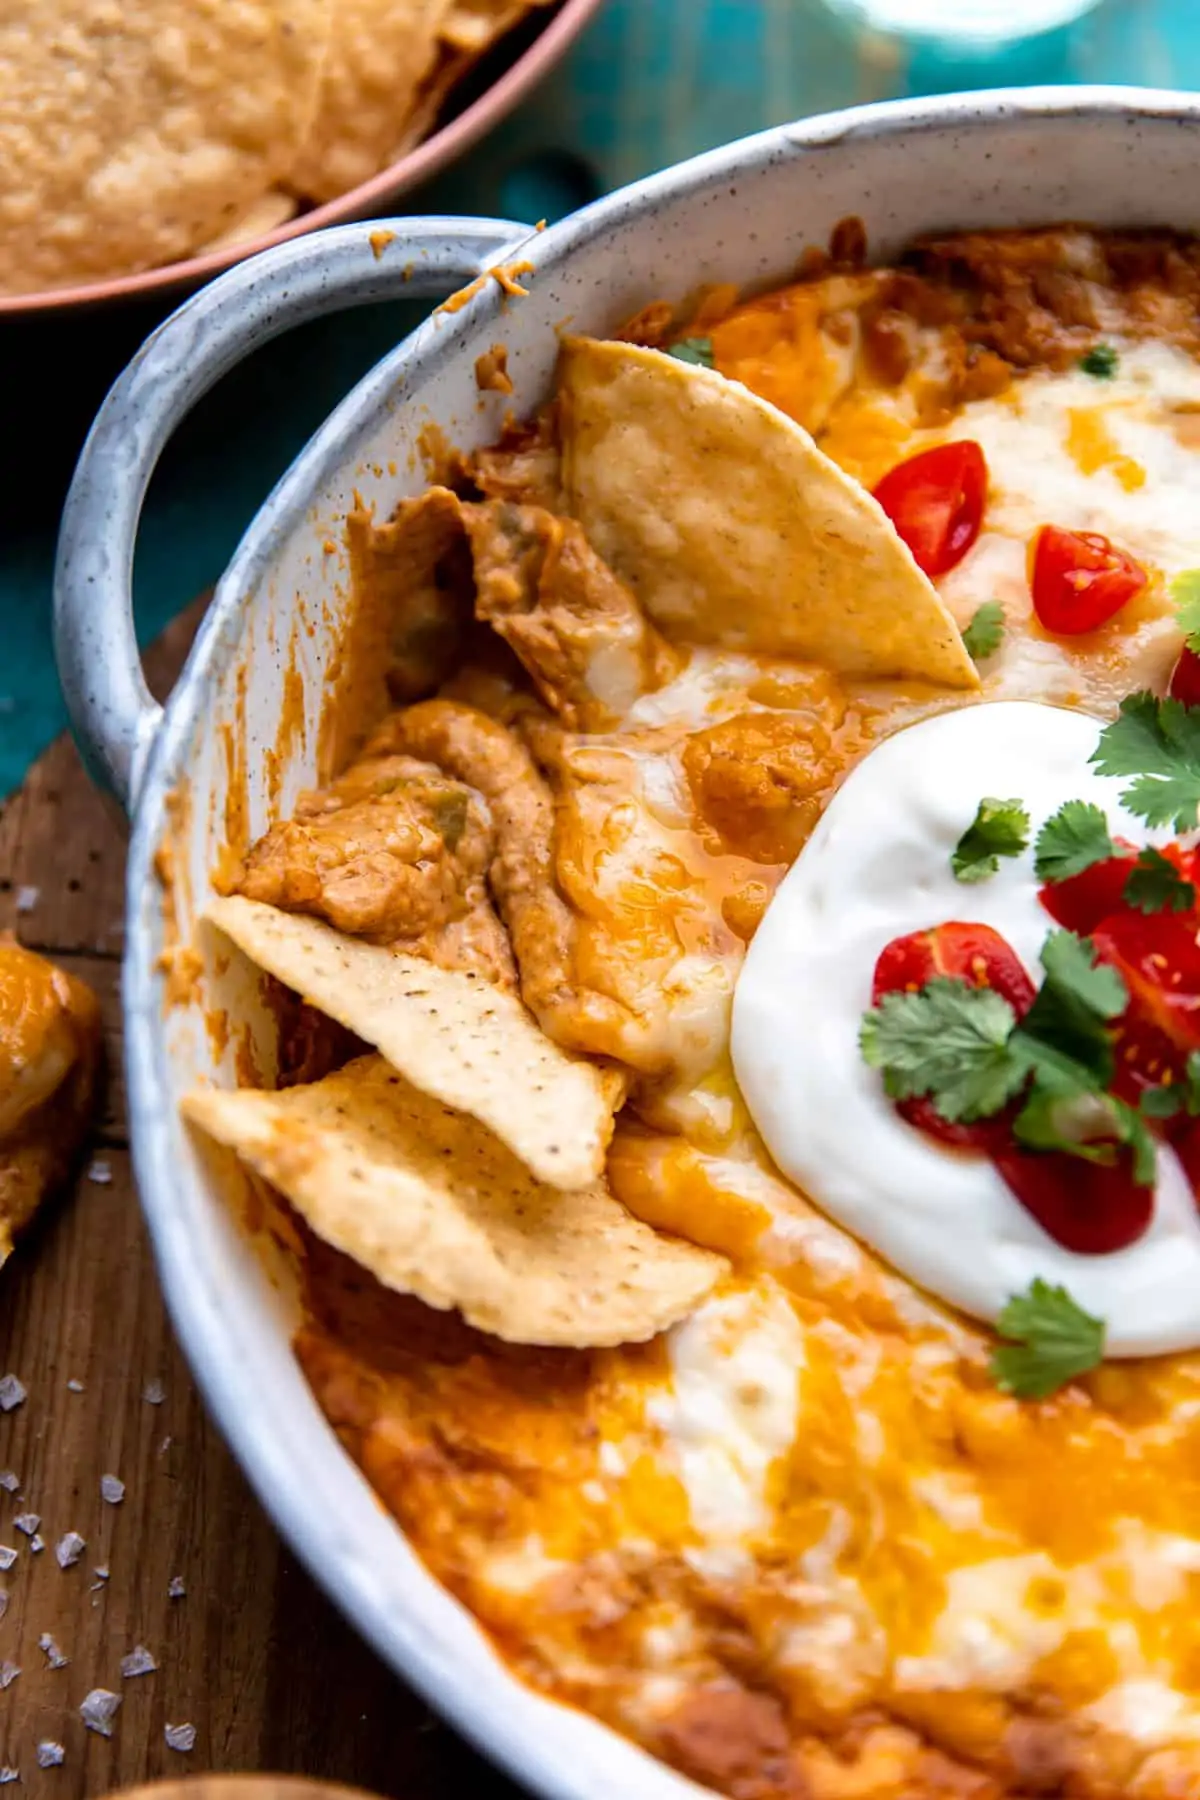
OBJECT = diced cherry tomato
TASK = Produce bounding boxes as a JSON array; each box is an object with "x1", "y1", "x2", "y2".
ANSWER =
[
  {"x1": 1038, "y1": 841, "x2": 1140, "y2": 934},
  {"x1": 873, "y1": 441, "x2": 987, "y2": 579},
  {"x1": 1170, "y1": 644, "x2": 1200, "y2": 707},
  {"x1": 872, "y1": 923, "x2": 1034, "y2": 1147},
  {"x1": 1092, "y1": 909, "x2": 1200, "y2": 1056},
  {"x1": 1029, "y1": 526, "x2": 1148, "y2": 635},
  {"x1": 993, "y1": 1143, "x2": 1153, "y2": 1253},
  {"x1": 1110, "y1": 1015, "x2": 1190, "y2": 1106},
  {"x1": 872, "y1": 921, "x2": 1035, "y2": 1012}
]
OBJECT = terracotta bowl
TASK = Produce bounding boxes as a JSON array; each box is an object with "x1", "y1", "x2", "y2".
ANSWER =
[{"x1": 0, "y1": 0, "x2": 603, "y2": 319}]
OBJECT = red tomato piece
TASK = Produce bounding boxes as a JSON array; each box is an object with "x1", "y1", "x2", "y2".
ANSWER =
[
  {"x1": 872, "y1": 923, "x2": 1034, "y2": 1148},
  {"x1": 873, "y1": 441, "x2": 987, "y2": 579},
  {"x1": 1092, "y1": 910, "x2": 1200, "y2": 1055},
  {"x1": 1038, "y1": 842, "x2": 1140, "y2": 934},
  {"x1": 992, "y1": 1143, "x2": 1153, "y2": 1254},
  {"x1": 1170, "y1": 644, "x2": 1200, "y2": 708},
  {"x1": 1110, "y1": 1015, "x2": 1190, "y2": 1107},
  {"x1": 1029, "y1": 526, "x2": 1148, "y2": 635},
  {"x1": 872, "y1": 921, "x2": 1035, "y2": 1012}
]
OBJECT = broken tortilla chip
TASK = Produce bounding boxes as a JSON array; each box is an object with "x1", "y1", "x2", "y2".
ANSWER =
[
  {"x1": 182, "y1": 1056, "x2": 726, "y2": 1346},
  {"x1": 557, "y1": 337, "x2": 979, "y2": 690},
  {"x1": 207, "y1": 895, "x2": 625, "y2": 1191}
]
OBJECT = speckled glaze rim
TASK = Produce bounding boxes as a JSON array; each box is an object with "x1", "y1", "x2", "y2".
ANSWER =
[
  {"x1": 0, "y1": 0, "x2": 602, "y2": 319},
  {"x1": 59, "y1": 85, "x2": 1200, "y2": 1800}
]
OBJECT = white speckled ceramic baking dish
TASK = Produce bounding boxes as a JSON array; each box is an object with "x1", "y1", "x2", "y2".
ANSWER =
[{"x1": 53, "y1": 87, "x2": 1200, "y2": 1800}]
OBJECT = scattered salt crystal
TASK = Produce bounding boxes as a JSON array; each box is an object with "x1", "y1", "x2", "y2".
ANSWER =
[
  {"x1": 28, "y1": 1536, "x2": 43, "y2": 1555},
  {"x1": 164, "y1": 1723, "x2": 196, "y2": 1754},
  {"x1": 99, "y1": 1474, "x2": 124, "y2": 1505},
  {"x1": 55, "y1": 1532, "x2": 84, "y2": 1570},
  {"x1": 0, "y1": 1472, "x2": 18, "y2": 1492},
  {"x1": 36, "y1": 1745, "x2": 64, "y2": 1769},
  {"x1": 38, "y1": 1635, "x2": 68, "y2": 1671},
  {"x1": 80, "y1": 1689, "x2": 121, "y2": 1737},
  {"x1": 158, "y1": 1437, "x2": 172, "y2": 1457},
  {"x1": 15, "y1": 885, "x2": 39, "y2": 914},
  {"x1": 0, "y1": 1662, "x2": 19, "y2": 1689},
  {"x1": 0, "y1": 1593, "x2": 6, "y2": 1622},
  {"x1": 0, "y1": 1548, "x2": 16, "y2": 1572},
  {"x1": 66, "y1": 1380, "x2": 83, "y2": 1394},
  {"x1": 142, "y1": 1378, "x2": 165, "y2": 1406},
  {"x1": 119, "y1": 1645, "x2": 156, "y2": 1679},
  {"x1": 167, "y1": 1574, "x2": 185, "y2": 1599},
  {"x1": 0, "y1": 1376, "x2": 26, "y2": 1413},
  {"x1": 86, "y1": 1160, "x2": 112, "y2": 1186},
  {"x1": 0, "y1": 1768, "x2": 17, "y2": 1784},
  {"x1": 13, "y1": 1514, "x2": 38, "y2": 1537}
]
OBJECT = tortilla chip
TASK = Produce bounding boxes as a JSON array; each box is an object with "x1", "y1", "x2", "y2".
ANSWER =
[
  {"x1": 288, "y1": 0, "x2": 452, "y2": 203},
  {"x1": 198, "y1": 189, "x2": 299, "y2": 256},
  {"x1": 207, "y1": 895, "x2": 625, "y2": 1190},
  {"x1": 183, "y1": 1057, "x2": 726, "y2": 1346},
  {"x1": 557, "y1": 337, "x2": 979, "y2": 690},
  {"x1": 439, "y1": 0, "x2": 551, "y2": 51},
  {"x1": 0, "y1": 0, "x2": 331, "y2": 296}
]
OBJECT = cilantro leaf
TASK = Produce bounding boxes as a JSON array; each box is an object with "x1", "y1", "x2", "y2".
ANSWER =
[
  {"x1": 951, "y1": 797, "x2": 1030, "y2": 884},
  {"x1": 1123, "y1": 846, "x2": 1196, "y2": 915},
  {"x1": 1015, "y1": 929, "x2": 1127, "y2": 1080},
  {"x1": 1091, "y1": 691, "x2": 1200, "y2": 832},
  {"x1": 1012, "y1": 1072, "x2": 1157, "y2": 1186},
  {"x1": 1139, "y1": 1049, "x2": 1200, "y2": 1122},
  {"x1": 1032, "y1": 800, "x2": 1116, "y2": 884},
  {"x1": 667, "y1": 337, "x2": 714, "y2": 368},
  {"x1": 962, "y1": 602, "x2": 1005, "y2": 662},
  {"x1": 859, "y1": 978, "x2": 1024, "y2": 1122},
  {"x1": 1173, "y1": 569, "x2": 1200, "y2": 650},
  {"x1": 990, "y1": 1279, "x2": 1106, "y2": 1399},
  {"x1": 1078, "y1": 344, "x2": 1119, "y2": 379}
]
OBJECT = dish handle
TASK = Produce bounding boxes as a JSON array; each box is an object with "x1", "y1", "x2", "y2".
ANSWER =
[{"x1": 53, "y1": 215, "x2": 531, "y2": 813}]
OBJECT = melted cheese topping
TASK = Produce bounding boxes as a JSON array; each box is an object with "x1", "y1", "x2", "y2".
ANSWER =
[{"x1": 298, "y1": 250, "x2": 1200, "y2": 1798}]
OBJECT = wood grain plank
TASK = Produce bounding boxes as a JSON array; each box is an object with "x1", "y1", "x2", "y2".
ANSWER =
[{"x1": 0, "y1": 602, "x2": 510, "y2": 1798}]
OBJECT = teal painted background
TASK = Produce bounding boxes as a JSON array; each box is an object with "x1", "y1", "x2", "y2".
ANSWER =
[{"x1": 2, "y1": 0, "x2": 1198, "y2": 793}]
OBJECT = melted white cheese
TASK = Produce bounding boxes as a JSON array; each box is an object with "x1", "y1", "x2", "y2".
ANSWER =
[
  {"x1": 650, "y1": 1282, "x2": 805, "y2": 1539},
  {"x1": 731, "y1": 702, "x2": 1200, "y2": 1356}
]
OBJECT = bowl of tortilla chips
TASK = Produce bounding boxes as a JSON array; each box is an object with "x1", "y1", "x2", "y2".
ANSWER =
[
  {"x1": 0, "y1": 0, "x2": 601, "y2": 314},
  {"x1": 55, "y1": 85, "x2": 1200, "y2": 1800}
]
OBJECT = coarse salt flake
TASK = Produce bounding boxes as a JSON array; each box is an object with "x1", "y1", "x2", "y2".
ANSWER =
[
  {"x1": 0, "y1": 1375, "x2": 26, "y2": 1412},
  {"x1": 167, "y1": 1574, "x2": 185, "y2": 1599},
  {"x1": 38, "y1": 1635, "x2": 68, "y2": 1670},
  {"x1": 86, "y1": 1159, "x2": 112, "y2": 1185},
  {"x1": 80, "y1": 1689, "x2": 121, "y2": 1737},
  {"x1": 164, "y1": 1723, "x2": 196, "y2": 1753},
  {"x1": 119, "y1": 1645, "x2": 156, "y2": 1679},
  {"x1": 28, "y1": 1536, "x2": 43, "y2": 1555},
  {"x1": 0, "y1": 1472, "x2": 17, "y2": 1492},
  {"x1": 0, "y1": 1768, "x2": 17, "y2": 1784},
  {"x1": 0, "y1": 1548, "x2": 16, "y2": 1572},
  {"x1": 13, "y1": 1514, "x2": 38, "y2": 1537},
  {"x1": 36, "y1": 1744, "x2": 64, "y2": 1769},
  {"x1": 66, "y1": 1379, "x2": 83, "y2": 1394},
  {"x1": 0, "y1": 1662, "x2": 19, "y2": 1689},
  {"x1": 15, "y1": 885, "x2": 39, "y2": 914},
  {"x1": 55, "y1": 1532, "x2": 84, "y2": 1569},
  {"x1": 100, "y1": 1474, "x2": 124, "y2": 1505},
  {"x1": 142, "y1": 1378, "x2": 165, "y2": 1406}
]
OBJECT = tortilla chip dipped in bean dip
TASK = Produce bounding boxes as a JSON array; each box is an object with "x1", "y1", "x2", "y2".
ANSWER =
[{"x1": 184, "y1": 222, "x2": 1200, "y2": 1798}]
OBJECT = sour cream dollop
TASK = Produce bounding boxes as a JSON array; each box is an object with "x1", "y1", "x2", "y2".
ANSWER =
[{"x1": 731, "y1": 701, "x2": 1200, "y2": 1357}]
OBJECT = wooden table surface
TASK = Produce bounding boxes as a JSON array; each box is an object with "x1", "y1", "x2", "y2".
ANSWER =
[{"x1": 0, "y1": 605, "x2": 517, "y2": 1797}]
